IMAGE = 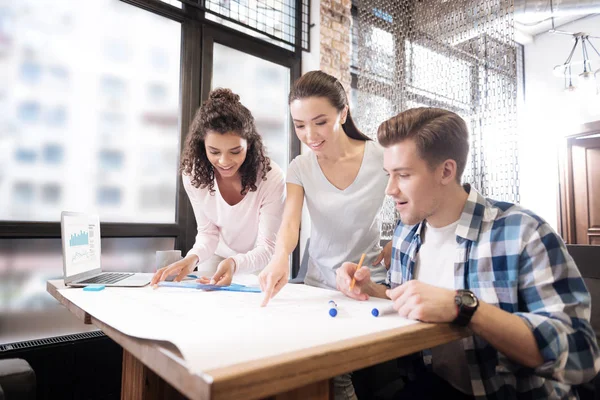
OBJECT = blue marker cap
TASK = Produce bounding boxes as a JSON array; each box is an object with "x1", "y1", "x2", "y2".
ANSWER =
[
  {"x1": 328, "y1": 300, "x2": 338, "y2": 317},
  {"x1": 371, "y1": 308, "x2": 380, "y2": 317}
]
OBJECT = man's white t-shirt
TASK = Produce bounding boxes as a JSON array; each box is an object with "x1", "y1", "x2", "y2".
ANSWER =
[{"x1": 415, "y1": 220, "x2": 472, "y2": 395}]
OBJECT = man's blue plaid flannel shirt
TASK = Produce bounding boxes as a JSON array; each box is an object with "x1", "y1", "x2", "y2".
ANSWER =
[{"x1": 389, "y1": 184, "x2": 600, "y2": 399}]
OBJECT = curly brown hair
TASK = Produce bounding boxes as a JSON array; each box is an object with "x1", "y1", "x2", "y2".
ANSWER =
[{"x1": 180, "y1": 88, "x2": 271, "y2": 196}]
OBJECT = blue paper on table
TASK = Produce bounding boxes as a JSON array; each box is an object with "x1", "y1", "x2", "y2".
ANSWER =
[{"x1": 157, "y1": 281, "x2": 261, "y2": 293}]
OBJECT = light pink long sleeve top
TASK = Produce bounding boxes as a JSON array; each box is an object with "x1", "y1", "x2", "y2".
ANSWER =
[{"x1": 183, "y1": 162, "x2": 285, "y2": 273}]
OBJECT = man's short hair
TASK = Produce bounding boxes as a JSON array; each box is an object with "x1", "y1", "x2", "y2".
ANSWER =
[{"x1": 377, "y1": 107, "x2": 470, "y2": 182}]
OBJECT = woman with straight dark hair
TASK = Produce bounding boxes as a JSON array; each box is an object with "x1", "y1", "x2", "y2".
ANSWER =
[{"x1": 258, "y1": 70, "x2": 392, "y2": 399}]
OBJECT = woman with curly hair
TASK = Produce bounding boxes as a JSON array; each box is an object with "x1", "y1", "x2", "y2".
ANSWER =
[{"x1": 151, "y1": 88, "x2": 285, "y2": 286}]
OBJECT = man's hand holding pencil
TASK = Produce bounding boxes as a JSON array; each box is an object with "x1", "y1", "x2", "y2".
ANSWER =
[{"x1": 336, "y1": 253, "x2": 373, "y2": 301}]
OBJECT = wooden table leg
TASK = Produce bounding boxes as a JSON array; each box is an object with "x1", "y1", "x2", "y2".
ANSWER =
[
  {"x1": 121, "y1": 349, "x2": 187, "y2": 400},
  {"x1": 269, "y1": 379, "x2": 331, "y2": 400}
]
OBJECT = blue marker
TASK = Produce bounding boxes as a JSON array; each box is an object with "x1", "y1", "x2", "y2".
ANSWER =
[
  {"x1": 371, "y1": 305, "x2": 395, "y2": 317},
  {"x1": 328, "y1": 300, "x2": 338, "y2": 317}
]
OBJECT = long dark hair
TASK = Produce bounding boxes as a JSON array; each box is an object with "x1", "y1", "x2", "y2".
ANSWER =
[
  {"x1": 180, "y1": 88, "x2": 271, "y2": 196},
  {"x1": 288, "y1": 70, "x2": 371, "y2": 141}
]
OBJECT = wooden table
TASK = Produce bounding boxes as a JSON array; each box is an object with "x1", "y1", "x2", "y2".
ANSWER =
[{"x1": 48, "y1": 280, "x2": 469, "y2": 400}]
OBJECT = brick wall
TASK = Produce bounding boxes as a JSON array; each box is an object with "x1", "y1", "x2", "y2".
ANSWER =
[{"x1": 320, "y1": 0, "x2": 352, "y2": 93}]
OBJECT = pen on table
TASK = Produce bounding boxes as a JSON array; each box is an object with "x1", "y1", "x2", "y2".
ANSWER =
[
  {"x1": 349, "y1": 253, "x2": 366, "y2": 291},
  {"x1": 371, "y1": 305, "x2": 396, "y2": 317},
  {"x1": 328, "y1": 300, "x2": 338, "y2": 317}
]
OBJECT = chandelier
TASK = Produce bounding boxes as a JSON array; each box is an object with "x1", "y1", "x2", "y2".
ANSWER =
[{"x1": 552, "y1": 31, "x2": 600, "y2": 93}]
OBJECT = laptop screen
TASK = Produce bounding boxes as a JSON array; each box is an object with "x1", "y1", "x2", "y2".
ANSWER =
[{"x1": 61, "y1": 213, "x2": 101, "y2": 278}]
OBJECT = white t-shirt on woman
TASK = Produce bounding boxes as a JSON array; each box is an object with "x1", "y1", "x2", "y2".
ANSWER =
[{"x1": 286, "y1": 140, "x2": 388, "y2": 289}]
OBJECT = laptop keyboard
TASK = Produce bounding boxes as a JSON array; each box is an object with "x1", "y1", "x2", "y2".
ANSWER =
[{"x1": 79, "y1": 273, "x2": 134, "y2": 285}]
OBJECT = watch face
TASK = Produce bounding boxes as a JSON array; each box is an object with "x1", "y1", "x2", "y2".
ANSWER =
[{"x1": 461, "y1": 292, "x2": 476, "y2": 307}]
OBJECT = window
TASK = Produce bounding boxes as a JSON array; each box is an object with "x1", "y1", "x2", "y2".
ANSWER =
[
  {"x1": 0, "y1": 0, "x2": 182, "y2": 223},
  {"x1": 157, "y1": 0, "x2": 182, "y2": 9}
]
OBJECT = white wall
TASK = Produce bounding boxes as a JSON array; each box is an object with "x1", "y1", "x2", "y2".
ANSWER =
[
  {"x1": 521, "y1": 15, "x2": 600, "y2": 230},
  {"x1": 297, "y1": 0, "x2": 320, "y2": 264}
]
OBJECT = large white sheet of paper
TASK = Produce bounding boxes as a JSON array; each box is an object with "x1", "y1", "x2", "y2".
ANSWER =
[{"x1": 59, "y1": 277, "x2": 417, "y2": 376}]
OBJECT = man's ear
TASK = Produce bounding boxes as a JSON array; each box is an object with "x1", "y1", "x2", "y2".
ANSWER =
[{"x1": 440, "y1": 159, "x2": 457, "y2": 185}]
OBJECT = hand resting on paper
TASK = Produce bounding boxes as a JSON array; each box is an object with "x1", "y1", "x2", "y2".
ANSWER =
[
  {"x1": 151, "y1": 254, "x2": 199, "y2": 285},
  {"x1": 196, "y1": 257, "x2": 236, "y2": 286}
]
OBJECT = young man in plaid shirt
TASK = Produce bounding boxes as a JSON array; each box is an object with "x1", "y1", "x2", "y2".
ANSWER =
[{"x1": 336, "y1": 108, "x2": 600, "y2": 399}]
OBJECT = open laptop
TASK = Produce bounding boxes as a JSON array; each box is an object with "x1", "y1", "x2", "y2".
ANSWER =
[{"x1": 61, "y1": 211, "x2": 153, "y2": 287}]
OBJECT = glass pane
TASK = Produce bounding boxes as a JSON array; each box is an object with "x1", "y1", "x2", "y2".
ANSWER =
[
  {"x1": 0, "y1": 0, "x2": 182, "y2": 223},
  {"x1": 158, "y1": 0, "x2": 183, "y2": 8},
  {"x1": 405, "y1": 41, "x2": 472, "y2": 108},
  {"x1": 212, "y1": 43, "x2": 290, "y2": 172},
  {"x1": 205, "y1": 0, "x2": 296, "y2": 46},
  {"x1": 0, "y1": 236, "x2": 175, "y2": 344}
]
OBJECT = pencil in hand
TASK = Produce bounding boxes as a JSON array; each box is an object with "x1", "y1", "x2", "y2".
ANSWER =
[{"x1": 349, "y1": 253, "x2": 366, "y2": 291}]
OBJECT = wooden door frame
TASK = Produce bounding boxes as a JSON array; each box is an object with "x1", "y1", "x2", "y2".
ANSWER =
[{"x1": 558, "y1": 120, "x2": 600, "y2": 243}]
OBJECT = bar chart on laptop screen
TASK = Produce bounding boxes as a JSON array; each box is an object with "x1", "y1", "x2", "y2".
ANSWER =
[
  {"x1": 63, "y1": 215, "x2": 99, "y2": 275},
  {"x1": 68, "y1": 226, "x2": 95, "y2": 265}
]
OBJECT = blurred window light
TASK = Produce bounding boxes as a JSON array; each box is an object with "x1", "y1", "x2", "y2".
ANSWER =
[
  {"x1": 98, "y1": 149, "x2": 124, "y2": 170},
  {"x1": 99, "y1": 112, "x2": 126, "y2": 136},
  {"x1": 157, "y1": 0, "x2": 182, "y2": 9},
  {"x1": 48, "y1": 66, "x2": 69, "y2": 86},
  {"x1": 148, "y1": 83, "x2": 168, "y2": 103},
  {"x1": 17, "y1": 102, "x2": 41, "y2": 123},
  {"x1": 103, "y1": 40, "x2": 131, "y2": 63},
  {"x1": 45, "y1": 106, "x2": 67, "y2": 127},
  {"x1": 101, "y1": 75, "x2": 126, "y2": 98},
  {"x1": 13, "y1": 182, "x2": 34, "y2": 204},
  {"x1": 43, "y1": 144, "x2": 64, "y2": 164},
  {"x1": 20, "y1": 61, "x2": 41, "y2": 84},
  {"x1": 97, "y1": 186, "x2": 122, "y2": 206},
  {"x1": 41, "y1": 184, "x2": 61, "y2": 204},
  {"x1": 150, "y1": 48, "x2": 169, "y2": 72},
  {"x1": 140, "y1": 184, "x2": 176, "y2": 209},
  {"x1": 15, "y1": 148, "x2": 37, "y2": 163},
  {"x1": 0, "y1": 0, "x2": 182, "y2": 223}
]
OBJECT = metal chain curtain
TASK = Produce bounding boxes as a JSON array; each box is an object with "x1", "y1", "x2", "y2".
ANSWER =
[{"x1": 354, "y1": 0, "x2": 519, "y2": 238}]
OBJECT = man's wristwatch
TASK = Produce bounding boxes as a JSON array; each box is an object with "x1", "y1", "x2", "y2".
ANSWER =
[{"x1": 453, "y1": 290, "x2": 479, "y2": 326}]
